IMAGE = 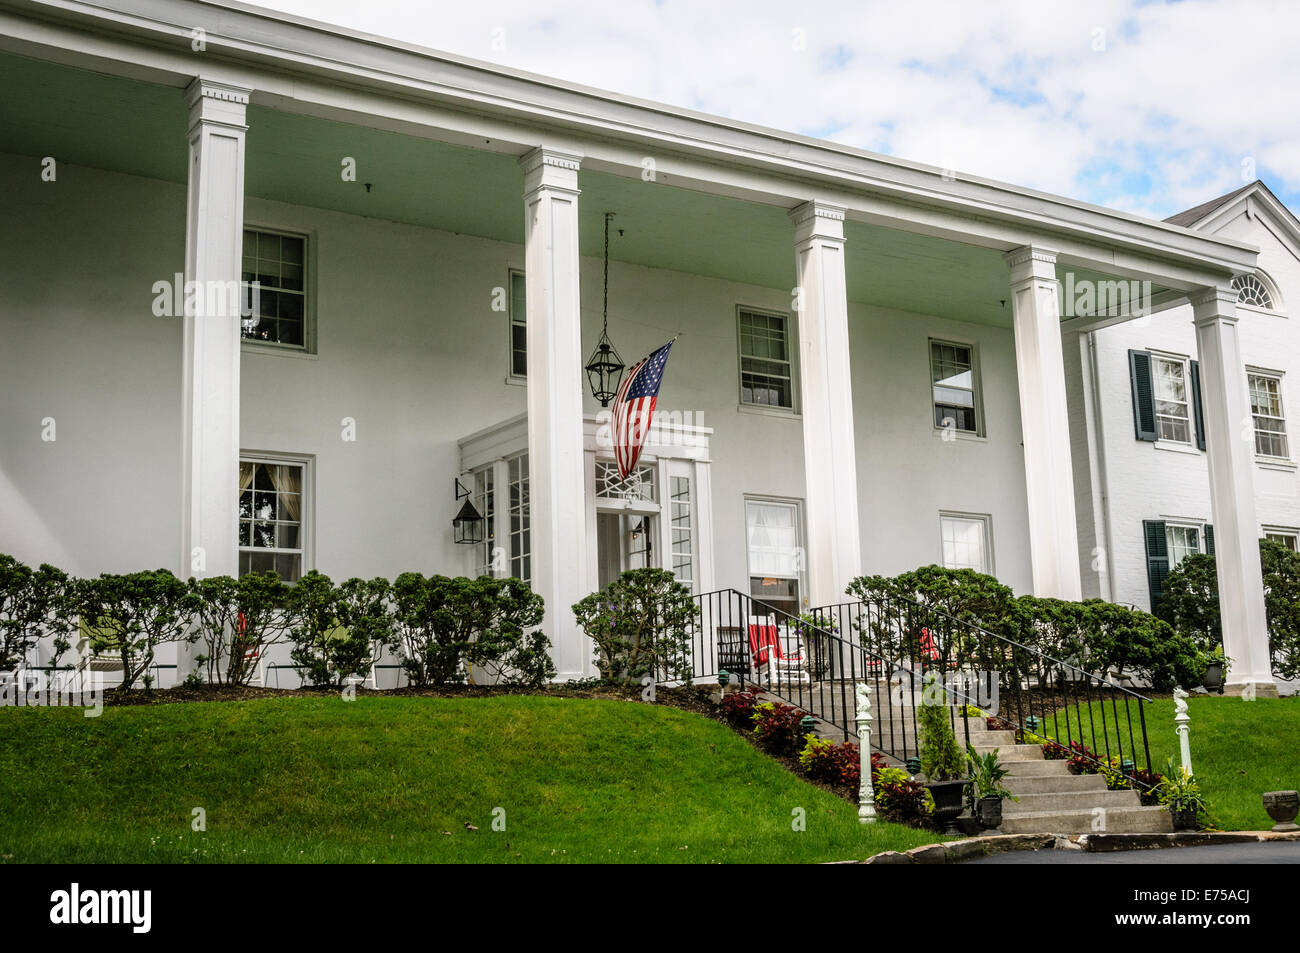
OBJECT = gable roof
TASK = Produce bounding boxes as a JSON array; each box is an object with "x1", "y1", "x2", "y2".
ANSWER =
[{"x1": 1164, "y1": 182, "x2": 1258, "y2": 227}]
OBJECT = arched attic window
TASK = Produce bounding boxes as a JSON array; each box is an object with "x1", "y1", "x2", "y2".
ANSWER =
[{"x1": 1231, "y1": 272, "x2": 1280, "y2": 310}]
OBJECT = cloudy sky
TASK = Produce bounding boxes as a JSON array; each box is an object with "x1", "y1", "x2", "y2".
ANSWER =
[{"x1": 257, "y1": 0, "x2": 1299, "y2": 221}]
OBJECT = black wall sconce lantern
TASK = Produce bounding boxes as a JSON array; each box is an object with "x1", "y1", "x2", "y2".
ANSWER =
[{"x1": 452, "y1": 477, "x2": 484, "y2": 545}]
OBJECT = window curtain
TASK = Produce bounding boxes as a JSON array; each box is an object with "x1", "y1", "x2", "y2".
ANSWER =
[
  {"x1": 267, "y1": 464, "x2": 301, "y2": 522},
  {"x1": 239, "y1": 462, "x2": 256, "y2": 493}
]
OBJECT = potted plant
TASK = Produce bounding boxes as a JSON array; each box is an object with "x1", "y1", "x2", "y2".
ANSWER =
[
  {"x1": 918, "y1": 699, "x2": 966, "y2": 833},
  {"x1": 1157, "y1": 759, "x2": 1206, "y2": 831},
  {"x1": 966, "y1": 744, "x2": 1017, "y2": 831},
  {"x1": 1201, "y1": 645, "x2": 1227, "y2": 694}
]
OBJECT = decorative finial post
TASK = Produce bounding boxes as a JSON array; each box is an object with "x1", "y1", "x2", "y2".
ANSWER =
[
  {"x1": 1173, "y1": 686, "x2": 1192, "y2": 775},
  {"x1": 856, "y1": 680, "x2": 876, "y2": 824}
]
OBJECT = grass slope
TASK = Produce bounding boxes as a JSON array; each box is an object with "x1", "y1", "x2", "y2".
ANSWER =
[
  {"x1": 1055, "y1": 696, "x2": 1299, "y2": 830},
  {"x1": 0, "y1": 695, "x2": 939, "y2": 863}
]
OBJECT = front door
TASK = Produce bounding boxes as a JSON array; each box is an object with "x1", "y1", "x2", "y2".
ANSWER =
[{"x1": 596, "y1": 510, "x2": 657, "y2": 588}]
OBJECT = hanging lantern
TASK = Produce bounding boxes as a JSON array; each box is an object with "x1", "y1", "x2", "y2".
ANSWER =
[
  {"x1": 585, "y1": 211, "x2": 625, "y2": 406},
  {"x1": 452, "y1": 478, "x2": 484, "y2": 545}
]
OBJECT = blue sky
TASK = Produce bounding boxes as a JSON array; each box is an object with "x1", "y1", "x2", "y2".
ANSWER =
[{"x1": 259, "y1": 0, "x2": 1300, "y2": 222}]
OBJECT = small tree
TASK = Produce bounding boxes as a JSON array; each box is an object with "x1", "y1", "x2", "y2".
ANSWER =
[
  {"x1": 188, "y1": 573, "x2": 291, "y2": 686},
  {"x1": 77, "y1": 570, "x2": 196, "y2": 691},
  {"x1": 1158, "y1": 538, "x2": 1300, "y2": 680},
  {"x1": 573, "y1": 568, "x2": 695, "y2": 684},
  {"x1": 918, "y1": 689, "x2": 965, "y2": 782},
  {"x1": 286, "y1": 572, "x2": 389, "y2": 688},
  {"x1": 0, "y1": 554, "x2": 75, "y2": 674}
]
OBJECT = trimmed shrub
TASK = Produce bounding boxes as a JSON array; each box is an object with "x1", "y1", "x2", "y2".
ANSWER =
[
  {"x1": 573, "y1": 568, "x2": 694, "y2": 684},
  {"x1": 0, "y1": 554, "x2": 75, "y2": 673},
  {"x1": 77, "y1": 569, "x2": 197, "y2": 690},
  {"x1": 286, "y1": 572, "x2": 390, "y2": 688},
  {"x1": 188, "y1": 572, "x2": 291, "y2": 686},
  {"x1": 918, "y1": 697, "x2": 964, "y2": 781}
]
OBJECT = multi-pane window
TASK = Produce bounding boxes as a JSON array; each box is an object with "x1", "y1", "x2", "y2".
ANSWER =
[
  {"x1": 474, "y1": 467, "x2": 496, "y2": 577},
  {"x1": 508, "y1": 453, "x2": 531, "y2": 584},
  {"x1": 509, "y1": 271, "x2": 527, "y2": 378},
  {"x1": 940, "y1": 514, "x2": 991, "y2": 574},
  {"x1": 670, "y1": 475, "x2": 693, "y2": 585},
  {"x1": 746, "y1": 499, "x2": 801, "y2": 617},
  {"x1": 930, "y1": 340, "x2": 979, "y2": 434},
  {"x1": 1166, "y1": 524, "x2": 1201, "y2": 570},
  {"x1": 1232, "y1": 274, "x2": 1275, "y2": 310},
  {"x1": 1248, "y1": 372, "x2": 1289, "y2": 459},
  {"x1": 238, "y1": 460, "x2": 305, "y2": 581},
  {"x1": 1265, "y1": 530, "x2": 1299, "y2": 552},
  {"x1": 242, "y1": 228, "x2": 306, "y2": 348},
  {"x1": 738, "y1": 309, "x2": 794, "y2": 409},
  {"x1": 1153, "y1": 356, "x2": 1191, "y2": 443}
]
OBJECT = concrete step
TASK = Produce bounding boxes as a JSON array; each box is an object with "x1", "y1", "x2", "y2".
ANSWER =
[
  {"x1": 1004, "y1": 772, "x2": 1108, "y2": 794},
  {"x1": 998, "y1": 805, "x2": 1173, "y2": 835},
  {"x1": 965, "y1": 729, "x2": 1015, "y2": 747},
  {"x1": 972, "y1": 744, "x2": 1043, "y2": 762},
  {"x1": 1003, "y1": 789, "x2": 1142, "y2": 814},
  {"x1": 1003, "y1": 759, "x2": 1074, "y2": 777}
]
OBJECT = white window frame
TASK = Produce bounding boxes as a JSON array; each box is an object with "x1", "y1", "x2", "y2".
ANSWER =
[
  {"x1": 938, "y1": 511, "x2": 994, "y2": 575},
  {"x1": 240, "y1": 224, "x2": 315, "y2": 355},
  {"x1": 743, "y1": 496, "x2": 806, "y2": 614},
  {"x1": 1246, "y1": 368, "x2": 1291, "y2": 462},
  {"x1": 736, "y1": 306, "x2": 798, "y2": 414},
  {"x1": 507, "y1": 269, "x2": 527, "y2": 383},
  {"x1": 1263, "y1": 526, "x2": 1299, "y2": 552},
  {"x1": 929, "y1": 338, "x2": 985, "y2": 438},
  {"x1": 1164, "y1": 521, "x2": 1203, "y2": 571},
  {"x1": 1151, "y1": 352, "x2": 1194, "y2": 447},
  {"x1": 238, "y1": 451, "x2": 314, "y2": 580},
  {"x1": 1232, "y1": 271, "x2": 1283, "y2": 314}
]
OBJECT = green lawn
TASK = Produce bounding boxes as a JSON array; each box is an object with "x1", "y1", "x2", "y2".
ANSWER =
[
  {"x1": 1053, "y1": 695, "x2": 1299, "y2": 831},
  {"x1": 0, "y1": 695, "x2": 939, "y2": 863}
]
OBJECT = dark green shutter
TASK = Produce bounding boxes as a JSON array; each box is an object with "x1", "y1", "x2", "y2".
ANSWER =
[
  {"x1": 1190, "y1": 359, "x2": 1206, "y2": 451},
  {"x1": 1129, "y1": 350, "x2": 1158, "y2": 441},
  {"x1": 1204, "y1": 524, "x2": 1215, "y2": 556},
  {"x1": 1144, "y1": 520, "x2": 1169, "y2": 611}
]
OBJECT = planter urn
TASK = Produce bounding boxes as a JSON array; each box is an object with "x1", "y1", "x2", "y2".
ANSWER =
[
  {"x1": 1171, "y1": 806, "x2": 1199, "y2": 831},
  {"x1": 1263, "y1": 790, "x2": 1300, "y2": 832},
  {"x1": 926, "y1": 779, "x2": 967, "y2": 835},
  {"x1": 1202, "y1": 662, "x2": 1225, "y2": 694},
  {"x1": 975, "y1": 796, "x2": 1003, "y2": 832}
]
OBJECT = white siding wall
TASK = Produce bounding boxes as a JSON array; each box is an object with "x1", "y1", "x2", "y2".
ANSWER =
[{"x1": 1, "y1": 152, "x2": 1036, "y2": 682}]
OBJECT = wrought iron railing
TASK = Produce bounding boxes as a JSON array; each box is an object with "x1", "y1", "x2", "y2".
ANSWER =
[
  {"x1": 687, "y1": 589, "x2": 1155, "y2": 789},
  {"x1": 689, "y1": 589, "x2": 986, "y2": 764},
  {"x1": 809, "y1": 598, "x2": 1156, "y2": 789}
]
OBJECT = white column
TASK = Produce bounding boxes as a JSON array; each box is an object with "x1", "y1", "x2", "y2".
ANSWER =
[
  {"x1": 1005, "y1": 246, "x2": 1082, "y2": 600},
  {"x1": 791, "y1": 201, "x2": 862, "y2": 609},
  {"x1": 181, "y1": 79, "x2": 248, "y2": 585},
  {"x1": 1193, "y1": 287, "x2": 1277, "y2": 697},
  {"x1": 520, "y1": 148, "x2": 589, "y2": 680}
]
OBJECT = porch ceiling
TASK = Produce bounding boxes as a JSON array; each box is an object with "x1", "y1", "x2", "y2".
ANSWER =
[{"x1": 0, "y1": 49, "x2": 1170, "y2": 330}]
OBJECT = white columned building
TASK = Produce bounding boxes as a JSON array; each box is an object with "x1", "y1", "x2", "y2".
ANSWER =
[
  {"x1": 791, "y1": 201, "x2": 862, "y2": 609},
  {"x1": 181, "y1": 78, "x2": 249, "y2": 582},
  {"x1": 1006, "y1": 245, "x2": 1084, "y2": 601},
  {"x1": 1192, "y1": 287, "x2": 1278, "y2": 696},
  {"x1": 520, "y1": 148, "x2": 590, "y2": 679}
]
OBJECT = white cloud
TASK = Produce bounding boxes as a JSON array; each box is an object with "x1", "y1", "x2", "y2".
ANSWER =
[{"x1": 254, "y1": 0, "x2": 1300, "y2": 219}]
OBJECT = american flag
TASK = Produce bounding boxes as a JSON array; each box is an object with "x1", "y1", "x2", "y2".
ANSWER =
[{"x1": 612, "y1": 339, "x2": 675, "y2": 479}]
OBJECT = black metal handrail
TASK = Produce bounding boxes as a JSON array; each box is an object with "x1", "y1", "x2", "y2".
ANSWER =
[
  {"x1": 688, "y1": 589, "x2": 989, "y2": 765},
  {"x1": 809, "y1": 597, "x2": 1156, "y2": 790}
]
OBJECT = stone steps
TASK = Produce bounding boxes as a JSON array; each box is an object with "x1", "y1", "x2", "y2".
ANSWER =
[
  {"x1": 1004, "y1": 789, "x2": 1142, "y2": 813},
  {"x1": 999, "y1": 806, "x2": 1173, "y2": 835},
  {"x1": 1004, "y1": 772, "x2": 1108, "y2": 794}
]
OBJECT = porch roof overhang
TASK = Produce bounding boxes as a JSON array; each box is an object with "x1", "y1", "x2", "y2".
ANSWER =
[{"x1": 0, "y1": 0, "x2": 1259, "y2": 299}]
